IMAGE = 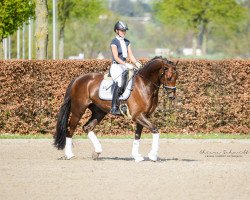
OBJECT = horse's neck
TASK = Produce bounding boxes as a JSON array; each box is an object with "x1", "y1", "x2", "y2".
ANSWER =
[
  {"x1": 137, "y1": 64, "x2": 161, "y2": 102},
  {"x1": 140, "y1": 64, "x2": 161, "y2": 86}
]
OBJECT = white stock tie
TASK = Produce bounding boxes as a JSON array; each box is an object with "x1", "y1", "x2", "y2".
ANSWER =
[{"x1": 116, "y1": 36, "x2": 127, "y2": 58}]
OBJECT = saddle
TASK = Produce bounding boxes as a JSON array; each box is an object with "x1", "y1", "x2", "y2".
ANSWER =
[{"x1": 99, "y1": 69, "x2": 134, "y2": 101}]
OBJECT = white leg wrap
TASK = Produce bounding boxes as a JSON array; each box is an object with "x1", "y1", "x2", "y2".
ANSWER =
[
  {"x1": 132, "y1": 140, "x2": 144, "y2": 162},
  {"x1": 148, "y1": 133, "x2": 160, "y2": 161},
  {"x1": 65, "y1": 137, "x2": 75, "y2": 159},
  {"x1": 152, "y1": 133, "x2": 160, "y2": 153},
  {"x1": 88, "y1": 131, "x2": 102, "y2": 153}
]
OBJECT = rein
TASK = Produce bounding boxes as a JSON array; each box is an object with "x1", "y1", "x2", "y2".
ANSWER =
[
  {"x1": 136, "y1": 67, "x2": 177, "y2": 92},
  {"x1": 137, "y1": 73, "x2": 161, "y2": 89}
]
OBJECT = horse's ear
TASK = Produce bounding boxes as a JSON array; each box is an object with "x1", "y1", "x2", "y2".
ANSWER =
[{"x1": 175, "y1": 60, "x2": 179, "y2": 66}]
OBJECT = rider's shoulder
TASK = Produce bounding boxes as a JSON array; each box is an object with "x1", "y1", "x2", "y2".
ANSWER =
[{"x1": 111, "y1": 38, "x2": 119, "y2": 45}]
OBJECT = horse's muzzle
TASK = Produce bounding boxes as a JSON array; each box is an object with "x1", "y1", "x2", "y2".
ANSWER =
[
  {"x1": 168, "y1": 92, "x2": 175, "y2": 100},
  {"x1": 164, "y1": 86, "x2": 176, "y2": 100}
]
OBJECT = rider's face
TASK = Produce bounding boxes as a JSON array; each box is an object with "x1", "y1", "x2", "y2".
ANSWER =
[{"x1": 117, "y1": 30, "x2": 126, "y2": 38}]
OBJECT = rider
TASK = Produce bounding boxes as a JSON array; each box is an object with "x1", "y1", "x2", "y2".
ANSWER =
[{"x1": 110, "y1": 21, "x2": 142, "y2": 115}]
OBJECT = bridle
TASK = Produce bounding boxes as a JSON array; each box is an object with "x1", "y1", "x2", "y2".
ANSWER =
[
  {"x1": 136, "y1": 65, "x2": 177, "y2": 100},
  {"x1": 135, "y1": 58, "x2": 178, "y2": 95},
  {"x1": 159, "y1": 66, "x2": 177, "y2": 94}
]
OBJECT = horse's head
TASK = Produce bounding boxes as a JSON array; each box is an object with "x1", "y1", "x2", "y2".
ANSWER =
[
  {"x1": 159, "y1": 59, "x2": 178, "y2": 100},
  {"x1": 139, "y1": 56, "x2": 178, "y2": 100}
]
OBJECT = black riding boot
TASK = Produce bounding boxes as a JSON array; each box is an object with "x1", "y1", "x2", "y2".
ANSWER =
[{"x1": 111, "y1": 83, "x2": 121, "y2": 115}]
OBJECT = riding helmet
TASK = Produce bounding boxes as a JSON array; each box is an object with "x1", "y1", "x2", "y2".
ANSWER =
[{"x1": 114, "y1": 21, "x2": 129, "y2": 32}]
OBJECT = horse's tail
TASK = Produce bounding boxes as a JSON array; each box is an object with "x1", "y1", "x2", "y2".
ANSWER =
[{"x1": 54, "y1": 79, "x2": 75, "y2": 150}]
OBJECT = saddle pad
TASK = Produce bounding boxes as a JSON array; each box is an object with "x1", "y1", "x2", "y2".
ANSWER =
[{"x1": 99, "y1": 78, "x2": 133, "y2": 101}]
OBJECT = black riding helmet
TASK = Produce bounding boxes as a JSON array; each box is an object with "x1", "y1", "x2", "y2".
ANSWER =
[{"x1": 114, "y1": 21, "x2": 129, "y2": 32}]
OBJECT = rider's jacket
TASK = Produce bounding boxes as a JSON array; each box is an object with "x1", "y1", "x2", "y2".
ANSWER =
[{"x1": 110, "y1": 36, "x2": 130, "y2": 63}]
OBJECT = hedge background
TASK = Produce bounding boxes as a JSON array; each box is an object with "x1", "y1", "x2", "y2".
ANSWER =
[{"x1": 0, "y1": 59, "x2": 249, "y2": 135}]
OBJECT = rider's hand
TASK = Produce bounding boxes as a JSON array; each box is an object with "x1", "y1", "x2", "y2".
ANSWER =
[
  {"x1": 125, "y1": 63, "x2": 134, "y2": 70},
  {"x1": 135, "y1": 61, "x2": 143, "y2": 69}
]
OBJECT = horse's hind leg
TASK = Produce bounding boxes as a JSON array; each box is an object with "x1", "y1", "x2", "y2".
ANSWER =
[
  {"x1": 63, "y1": 114, "x2": 79, "y2": 159},
  {"x1": 64, "y1": 106, "x2": 86, "y2": 159},
  {"x1": 83, "y1": 104, "x2": 107, "y2": 159}
]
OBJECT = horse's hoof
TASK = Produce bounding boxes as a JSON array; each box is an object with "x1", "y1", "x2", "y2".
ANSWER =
[
  {"x1": 58, "y1": 155, "x2": 75, "y2": 160},
  {"x1": 92, "y1": 152, "x2": 101, "y2": 160},
  {"x1": 148, "y1": 152, "x2": 157, "y2": 162},
  {"x1": 134, "y1": 156, "x2": 144, "y2": 163},
  {"x1": 132, "y1": 154, "x2": 144, "y2": 162}
]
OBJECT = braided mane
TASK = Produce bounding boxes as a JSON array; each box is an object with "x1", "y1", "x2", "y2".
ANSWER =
[{"x1": 139, "y1": 56, "x2": 174, "y2": 74}]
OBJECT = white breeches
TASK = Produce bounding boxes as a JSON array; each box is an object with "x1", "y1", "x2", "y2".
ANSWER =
[{"x1": 110, "y1": 64, "x2": 127, "y2": 87}]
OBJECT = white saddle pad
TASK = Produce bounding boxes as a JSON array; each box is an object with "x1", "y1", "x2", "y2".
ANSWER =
[{"x1": 99, "y1": 78, "x2": 133, "y2": 100}]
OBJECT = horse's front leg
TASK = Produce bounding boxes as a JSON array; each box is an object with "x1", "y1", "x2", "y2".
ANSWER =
[
  {"x1": 132, "y1": 123, "x2": 144, "y2": 162},
  {"x1": 136, "y1": 114, "x2": 159, "y2": 162}
]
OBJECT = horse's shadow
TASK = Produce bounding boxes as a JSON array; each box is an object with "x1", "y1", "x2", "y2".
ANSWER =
[{"x1": 97, "y1": 157, "x2": 198, "y2": 162}]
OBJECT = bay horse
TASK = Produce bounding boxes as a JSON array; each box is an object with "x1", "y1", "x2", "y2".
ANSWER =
[{"x1": 54, "y1": 56, "x2": 178, "y2": 162}]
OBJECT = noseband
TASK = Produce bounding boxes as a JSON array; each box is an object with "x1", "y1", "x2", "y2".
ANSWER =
[{"x1": 163, "y1": 85, "x2": 176, "y2": 92}]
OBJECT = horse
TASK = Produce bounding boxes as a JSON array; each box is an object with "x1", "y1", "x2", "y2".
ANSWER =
[{"x1": 54, "y1": 56, "x2": 178, "y2": 162}]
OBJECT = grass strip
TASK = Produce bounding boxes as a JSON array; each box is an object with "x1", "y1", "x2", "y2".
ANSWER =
[{"x1": 0, "y1": 133, "x2": 249, "y2": 139}]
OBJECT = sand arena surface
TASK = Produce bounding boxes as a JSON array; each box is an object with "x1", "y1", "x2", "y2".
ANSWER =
[{"x1": 0, "y1": 139, "x2": 250, "y2": 200}]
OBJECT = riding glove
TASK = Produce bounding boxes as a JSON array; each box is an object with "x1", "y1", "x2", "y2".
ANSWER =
[
  {"x1": 125, "y1": 63, "x2": 134, "y2": 70},
  {"x1": 135, "y1": 61, "x2": 143, "y2": 69}
]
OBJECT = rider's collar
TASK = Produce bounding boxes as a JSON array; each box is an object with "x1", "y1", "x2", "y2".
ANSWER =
[{"x1": 116, "y1": 35, "x2": 125, "y2": 40}]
